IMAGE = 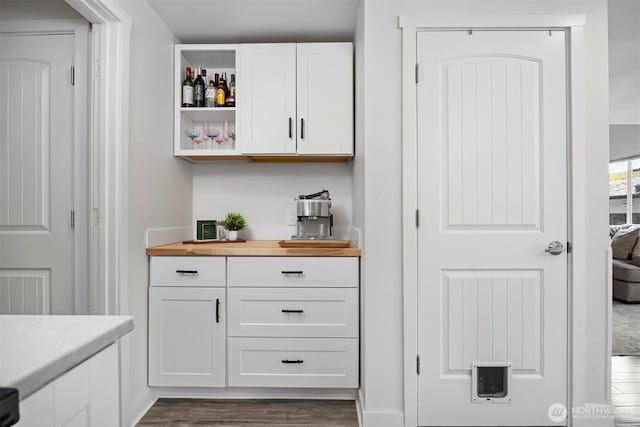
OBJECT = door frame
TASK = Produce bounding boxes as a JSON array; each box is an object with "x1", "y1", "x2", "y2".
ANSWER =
[
  {"x1": 0, "y1": 20, "x2": 90, "y2": 314},
  {"x1": 399, "y1": 15, "x2": 596, "y2": 427}
]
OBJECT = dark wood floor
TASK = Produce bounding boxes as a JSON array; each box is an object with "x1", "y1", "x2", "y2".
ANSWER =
[
  {"x1": 613, "y1": 356, "x2": 640, "y2": 425},
  {"x1": 136, "y1": 398, "x2": 359, "y2": 427}
]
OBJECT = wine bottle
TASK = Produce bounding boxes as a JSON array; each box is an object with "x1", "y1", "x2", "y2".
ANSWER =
[
  {"x1": 205, "y1": 80, "x2": 216, "y2": 107},
  {"x1": 226, "y1": 74, "x2": 236, "y2": 107},
  {"x1": 223, "y1": 72, "x2": 230, "y2": 97},
  {"x1": 194, "y1": 68, "x2": 205, "y2": 107},
  {"x1": 182, "y1": 67, "x2": 194, "y2": 107}
]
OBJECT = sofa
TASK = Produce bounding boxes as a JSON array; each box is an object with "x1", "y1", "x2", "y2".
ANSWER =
[{"x1": 611, "y1": 224, "x2": 640, "y2": 303}]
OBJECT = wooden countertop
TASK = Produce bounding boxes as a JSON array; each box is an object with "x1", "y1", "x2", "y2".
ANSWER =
[{"x1": 146, "y1": 240, "x2": 361, "y2": 257}]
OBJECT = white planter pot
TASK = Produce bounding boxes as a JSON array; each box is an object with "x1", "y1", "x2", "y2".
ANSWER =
[{"x1": 227, "y1": 230, "x2": 238, "y2": 240}]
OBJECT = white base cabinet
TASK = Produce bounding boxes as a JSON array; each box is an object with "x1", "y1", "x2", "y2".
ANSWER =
[
  {"x1": 148, "y1": 256, "x2": 359, "y2": 390},
  {"x1": 17, "y1": 344, "x2": 119, "y2": 427}
]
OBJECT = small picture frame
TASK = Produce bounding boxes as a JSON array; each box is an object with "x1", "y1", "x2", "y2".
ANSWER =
[{"x1": 195, "y1": 220, "x2": 218, "y2": 241}]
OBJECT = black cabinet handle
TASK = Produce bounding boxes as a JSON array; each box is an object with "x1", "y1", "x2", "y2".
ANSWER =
[
  {"x1": 176, "y1": 270, "x2": 198, "y2": 275},
  {"x1": 300, "y1": 118, "x2": 305, "y2": 139},
  {"x1": 289, "y1": 117, "x2": 292, "y2": 139},
  {"x1": 216, "y1": 298, "x2": 220, "y2": 323},
  {"x1": 281, "y1": 309, "x2": 304, "y2": 313},
  {"x1": 282, "y1": 359, "x2": 304, "y2": 364},
  {"x1": 281, "y1": 270, "x2": 303, "y2": 275}
]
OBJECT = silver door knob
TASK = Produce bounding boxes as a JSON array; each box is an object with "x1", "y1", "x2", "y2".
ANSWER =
[{"x1": 545, "y1": 241, "x2": 565, "y2": 255}]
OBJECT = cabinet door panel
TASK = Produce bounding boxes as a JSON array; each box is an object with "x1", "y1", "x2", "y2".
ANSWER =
[
  {"x1": 238, "y1": 44, "x2": 296, "y2": 154},
  {"x1": 149, "y1": 287, "x2": 226, "y2": 387},
  {"x1": 297, "y1": 43, "x2": 353, "y2": 155}
]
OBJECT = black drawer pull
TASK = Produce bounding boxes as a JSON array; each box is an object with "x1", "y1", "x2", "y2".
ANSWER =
[
  {"x1": 282, "y1": 359, "x2": 304, "y2": 364},
  {"x1": 281, "y1": 270, "x2": 303, "y2": 275},
  {"x1": 176, "y1": 270, "x2": 198, "y2": 275},
  {"x1": 282, "y1": 309, "x2": 304, "y2": 313},
  {"x1": 216, "y1": 298, "x2": 220, "y2": 323}
]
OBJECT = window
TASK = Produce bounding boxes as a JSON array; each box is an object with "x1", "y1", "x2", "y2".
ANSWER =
[{"x1": 609, "y1": 158, "x2": 640, "y2": 225}]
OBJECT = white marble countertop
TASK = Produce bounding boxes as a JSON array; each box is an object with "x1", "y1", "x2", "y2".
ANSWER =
[{"x1": 0, "y1": 315, "x2": 134, "y2": 399}]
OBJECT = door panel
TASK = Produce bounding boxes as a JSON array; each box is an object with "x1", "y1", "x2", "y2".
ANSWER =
[
  {"x1": 0, "y1": 34, "x2": 75, "y2": 314},
  {"x1": 148, "y1": 287, "x2": 226, "y2": 387},
  {"x1": 238, "y1": 44, "x2": 296, "y2": 154},
  {"x1": 417, "y1": 30, "x2": 568, "y2": 426},
  {"x1": 296, "y1": 43, "x2": 353, "y2": 155}
]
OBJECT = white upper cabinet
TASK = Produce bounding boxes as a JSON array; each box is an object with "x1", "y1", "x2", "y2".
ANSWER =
[
  {"x1": 175, "y1": 42, "x2": 353, "y2": 161},
  {"x1": 296, "y1": 43, "x2": 353, "y2": 156},
  {"x1": 237, "y1": 44, "x2": 297, "y2": 154},
  {"x1": 238, "y1": 42, "x2": 353, "y2": 157}
]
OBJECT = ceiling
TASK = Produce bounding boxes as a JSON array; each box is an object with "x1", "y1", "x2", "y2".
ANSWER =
[{"x1": 146, "y1": 0, "x2": 361, "y2": 43}]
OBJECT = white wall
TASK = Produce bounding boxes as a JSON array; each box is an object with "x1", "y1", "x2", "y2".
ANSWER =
[
  {"x1": 193, "y1": 163, "x2": 353, "y2": 240},
  {"x1": 610, "y1": 124, "x2": 640, "y2": 160},
  {"x1": 113, "y1": 1, "x2": 193, "y2": 424},
  {"x1": 359, "y1": 0, "x2": 609, "y2": 423},
  {"x1": 0, "y1": 1, "x2": 84, "y2": 21},
  {"x1": 609, "y1": 0, "x2": 640, "y2": 124}
]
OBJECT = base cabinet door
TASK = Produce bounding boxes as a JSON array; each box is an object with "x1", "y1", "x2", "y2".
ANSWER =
[
  {"x1": 149, "y1": 287, "x2": 226, "y2": 387},
  {"x1": 17, "y1": 344, "x2": 119, "y2": 427}
]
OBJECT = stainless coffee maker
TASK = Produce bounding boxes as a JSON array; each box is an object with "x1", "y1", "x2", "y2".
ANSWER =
[{"x1": 292, "y1": 189, "x2": 333, "y2": 240}]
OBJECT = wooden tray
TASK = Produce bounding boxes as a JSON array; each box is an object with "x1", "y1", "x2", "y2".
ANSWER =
[
  {"x1": 278, "y1": 240, "x2": 351, "y2": 248},
  {"x1": 183, "y1": 239, "x2": 247, "y2": 244}
]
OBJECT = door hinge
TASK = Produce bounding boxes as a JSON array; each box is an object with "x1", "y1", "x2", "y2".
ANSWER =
[
  {"x1": 71, "y1": 65, "x2": 75, "y2": 86},
  {"x1": 417, "y1": 355, "x2": 421, "y2": 375},
  {"x1": 415, "y1": 63, "x2": 419, "y2": 84},
  {"x1": 70, "y1": 209, "x2": 75, "y2": 230},
  {"x1": 567, "y1": 241, "x2": 572, "y2": 254},
  {"x1": 416, "y1": 209, "x2": 420, "y2": 228}
]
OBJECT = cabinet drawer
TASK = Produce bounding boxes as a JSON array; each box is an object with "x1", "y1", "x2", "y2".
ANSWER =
[
  {"x1": 150, "y1": 256, "x2": 225, "y2": 287},
  {"x1": 228, "y1": 338, "x2": 358, "y2": 388},
  {"x1": 227, "y1": 257, "x2": 358, "y2": 287},
  {"x1": 228, "y1": 288, "x2": 358, "y2": 338}
]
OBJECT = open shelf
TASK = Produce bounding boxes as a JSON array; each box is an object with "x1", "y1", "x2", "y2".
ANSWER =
[{"x1": 181, "y1": 107, "x2": 236, "y2": 122}]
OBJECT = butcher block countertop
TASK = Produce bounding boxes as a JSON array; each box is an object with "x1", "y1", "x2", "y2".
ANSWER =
[{"x1": 146, "y1": 240, "x2": 361, "y2": 257}]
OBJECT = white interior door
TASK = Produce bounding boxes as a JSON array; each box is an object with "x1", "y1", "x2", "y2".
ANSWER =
[
  {"x1": 416, "y1": 30, "x2": 568, "y2": 426},
  {"x1": 238, "y1": 44, "x2": 297, "y2": 154},
  {"x1": 0, "y1": 34, "x2": 76, "y2": 314}
]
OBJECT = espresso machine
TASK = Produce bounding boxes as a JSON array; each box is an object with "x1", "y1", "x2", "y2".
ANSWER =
[{"x1": 292, "y1": 189, "x2": 333, "y2": 240}]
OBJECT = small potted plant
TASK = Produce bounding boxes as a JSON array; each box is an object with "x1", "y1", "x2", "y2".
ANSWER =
[{"x1": 224, "y1": 212, "x2": 247, "y2": 240}]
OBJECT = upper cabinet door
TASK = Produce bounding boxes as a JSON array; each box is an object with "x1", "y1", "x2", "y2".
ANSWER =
[
  {"x1": 238, "y1": 44, "x2": 297, "y2": 154},
  {"x1": 296, "y1": 43, "x2": 353, "y2": 155}
]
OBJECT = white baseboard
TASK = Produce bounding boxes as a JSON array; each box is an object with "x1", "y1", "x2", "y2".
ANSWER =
[
  {"x1": 357, "y1": 389, "x2": 404, "y2": 427},
  {"x1": 571, "y1": 403, "x2": 616, "y2": 427},
  {"x1": 127, "y1": 388, "x2": 157, "y2": 427},
  {"x1": 356, "y1": 390, "x2": 364, "y2": 427},
  {"x1": 153, "y1": 387, "x2": 357, "y2": 400}
]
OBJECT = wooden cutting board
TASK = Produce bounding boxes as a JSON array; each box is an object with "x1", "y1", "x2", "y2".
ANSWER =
[{"x1": 278, "y1": 240, "x2": 352, "y2": 248}]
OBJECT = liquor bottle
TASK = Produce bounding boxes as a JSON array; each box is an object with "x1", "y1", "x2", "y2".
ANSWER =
[
  {"x1": 182, "y1": 67, "x2": 194, "y2": 107},
  {"x1": 226, "y1": 74, "x2": 236, "y2": 107},
  {"x1": 205, "y1": 80, "x2": 217, "y2": 107},
  {"x1": 216, "y1": 78, "x2": 226, "y2": 107},
  {"x1": 194, "y1": 68, "x2": 205, "y2": 107}
]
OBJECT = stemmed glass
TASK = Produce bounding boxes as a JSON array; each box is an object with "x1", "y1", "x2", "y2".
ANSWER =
[
  {"x1": 185, "y1": 124, "x2": 203, "y2": 148},
  {"x1": 205, "y1": 123, "x2": 220, "y2": 148}
]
